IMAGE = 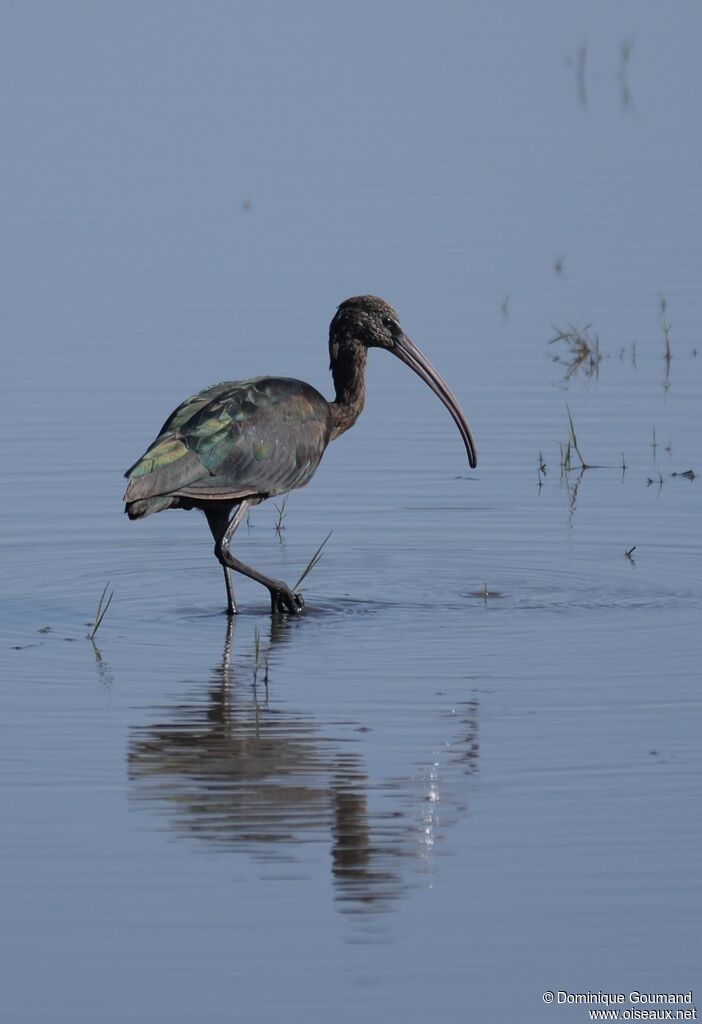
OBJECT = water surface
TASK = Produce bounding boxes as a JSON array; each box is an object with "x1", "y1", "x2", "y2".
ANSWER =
[{"x1": 1, "y1": 2, "x2": 700, "y2": 1021}]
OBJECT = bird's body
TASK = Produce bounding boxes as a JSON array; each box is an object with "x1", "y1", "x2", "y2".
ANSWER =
[
  {"x1": 125, "y1": 376, "x2": 332, "y2": 517},
  {"x1": 124, "y1": 296, "x2": 477, "y2": 614}
]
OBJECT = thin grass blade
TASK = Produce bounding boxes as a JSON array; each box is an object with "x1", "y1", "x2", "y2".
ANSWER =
[
  {"x1": 294, "y1": 531, "x2": 333, "y2": 591},
  {"x1": 89, "y1": 583, "x2": 114, "y2": 639}
]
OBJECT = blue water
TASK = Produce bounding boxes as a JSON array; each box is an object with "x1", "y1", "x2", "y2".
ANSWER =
[{"x1": 1, "y1": 2, "x2": 700, "y2": 1021}]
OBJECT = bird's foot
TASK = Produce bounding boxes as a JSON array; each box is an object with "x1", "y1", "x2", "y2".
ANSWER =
[{"x1": 270, "y1": 585, "x2": 305, "y2": 615}]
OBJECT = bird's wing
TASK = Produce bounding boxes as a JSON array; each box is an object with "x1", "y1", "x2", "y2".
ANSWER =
[
  {"x1": 157, "y1": 381, "x2": 240, "y2": 435},
  {"x1": 124, "y1": 377, "x2": 331, "y2": 504}
]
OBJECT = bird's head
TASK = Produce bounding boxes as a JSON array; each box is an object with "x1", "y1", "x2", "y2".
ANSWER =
[
  {"x1": 329, "y1": 295, "x2": 477, "y2": 468},
  {"x1": 330, "y1": 295, "x2": 403, "y2": 352}
]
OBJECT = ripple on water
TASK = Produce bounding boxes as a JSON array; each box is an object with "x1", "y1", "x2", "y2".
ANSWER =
[
  {"x1": 3, "y1": 543, "x2": 700, "y2": 658},
  {"x1": 461, "y1": 563, "x2": 702, "y2": 616}
]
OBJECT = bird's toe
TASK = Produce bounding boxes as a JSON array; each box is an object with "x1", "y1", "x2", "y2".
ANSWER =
[{"x1": 271, "y1": 586, "x2": 304, "y2": 615}]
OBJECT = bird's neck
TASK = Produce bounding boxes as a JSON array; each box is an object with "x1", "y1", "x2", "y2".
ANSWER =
[{"x1": 329, "y1": 340, "x2": 368, "y2": 440}]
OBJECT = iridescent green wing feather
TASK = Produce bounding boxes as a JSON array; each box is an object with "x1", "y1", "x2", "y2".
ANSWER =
[
  {"x1": 124, "y1": 377, "x2": 331, "y2": 504},
  {"x1": 157, "y1": 380, "x2": 243, "y2": 434}
]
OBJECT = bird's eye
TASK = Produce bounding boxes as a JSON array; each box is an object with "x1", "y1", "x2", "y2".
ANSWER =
[{"x1": 382, "y1": 316, "x2": 398, "y2": 330}]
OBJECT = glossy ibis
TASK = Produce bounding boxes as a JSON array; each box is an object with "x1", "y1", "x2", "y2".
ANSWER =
[{"x1": 124, "y1": 295, "x2": 477, "y2": 614}]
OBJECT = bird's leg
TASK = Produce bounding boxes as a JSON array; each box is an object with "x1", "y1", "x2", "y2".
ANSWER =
[
  {"x1": 223, "y1": 555, "x2": 305, "y2": 615},
  {"x1": 206, "y1": 503, "x2": 248, "y2": 615},
  {"x1": 222, "y1": 566, "x2": 236, "y2": 615},
  {"x1": 215, "y1": 500, "x2": 304, "y2": 616}
]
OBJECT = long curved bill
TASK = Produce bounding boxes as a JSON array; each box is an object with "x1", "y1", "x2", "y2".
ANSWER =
[{"x1": 392, "y1": 332, "x2": 478, "y2": 468}]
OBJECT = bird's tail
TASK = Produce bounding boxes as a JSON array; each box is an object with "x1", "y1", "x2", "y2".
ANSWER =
[{"x1": 125, "y1": 495, "x2": 176, "y2": 520}]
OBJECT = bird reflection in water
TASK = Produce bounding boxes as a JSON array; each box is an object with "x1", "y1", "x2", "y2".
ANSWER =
[{"x1": 128, "y1": 620, "x2": 479, "y2": 913}]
